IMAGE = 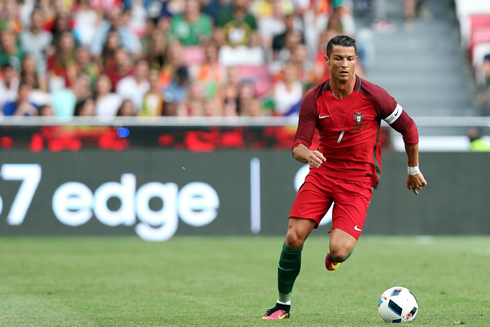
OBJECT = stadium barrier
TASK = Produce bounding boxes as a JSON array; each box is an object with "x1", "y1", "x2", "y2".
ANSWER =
[{"x1": 0, "y1": 150, "x2": 489, "y2": 240}]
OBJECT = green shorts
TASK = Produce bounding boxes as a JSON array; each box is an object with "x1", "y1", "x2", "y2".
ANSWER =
[{"x1": 332, "y1": 0, "x2": 345, "y2": 8}]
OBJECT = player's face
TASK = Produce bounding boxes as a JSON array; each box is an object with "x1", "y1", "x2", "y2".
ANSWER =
[{"x1": 325, "y1": 45, "x2": 357, "y2": 83}]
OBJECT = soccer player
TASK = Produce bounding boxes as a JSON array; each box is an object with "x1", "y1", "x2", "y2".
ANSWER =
[{"x1": 262, "y1": 35, "x2": 428, "y2": 320}]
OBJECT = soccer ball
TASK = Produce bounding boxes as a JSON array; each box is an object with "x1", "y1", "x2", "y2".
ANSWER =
[{"x1": 378, "y1": 286, "x2": 418, "y2": 323}]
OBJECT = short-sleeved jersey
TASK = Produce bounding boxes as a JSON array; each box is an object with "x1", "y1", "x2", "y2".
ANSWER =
[{"x1": 293, "y1": 76, "x2": 406, "y2": 188}]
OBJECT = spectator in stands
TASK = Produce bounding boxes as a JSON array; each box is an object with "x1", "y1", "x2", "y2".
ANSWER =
[
  {"x1": 158, "y1": 39, "x2": 185, "y2": 90},
  {"x1": 0, "y1": 63, "x2": 20, "y2": 109},
  {"x1": 220, "y1": 66, "x2": 241, "y2": 114},
  {"x1": 116, "y1": 59, "x2": 150, "y2": 112},
  {"x1": 240, "y1": 98, "x2": 262, "y2": 116},
  {"x1": 50, "y1": 12, "x2": 73, "y2": 46},
  {"x1": 51, "y1": 73, "x2": 91, "y2": 117},
  {"x1": 205, "y1": 0, "x2": 233, "y2": 23},
  {"x1": 370, "y1": 0, "x2": 393, "y2": 33},
  {"x1": 91, "y1": 7, "x2": 142, "y2": 57},
  {"x1": 273, "y1": 62, "x2": 302, "y2": 116},
  {"x1": 19, "y1": 9, "x2": 52, "y2": 77},
  {"x1": 94, "y1": 74, "x2": 123, "y2": 116},
  {"x1": 101, "y1": 29, "x2": 122, "y2": 70},
  {"x1": 203, "y1": 97, "x2": 223, "y2": 116},
  {"x1": 289, "y1": 43, "x2": 312, "y2": 84},
  {"x1": 141, "y1": 69, "x2": 165, "y2": 116},
  {"x1": 163, "y1": 65, "x2": 190, "y2": 113},
  {"x1": 140, "y1": 18, "x2": 156, "y2": 54},
  {"x1": 481, "y1": 54, "x2": 490, "y2": 88},
  {"x1": 480, "y1": 55, "x2": 490, "y2": 115},
  {"x1": 404, "y1": 0, "x2": 431, "y2": 30},
  {"x1": 275, "y1": 30, "x2": 303, "y2": 64},
  {"x1": 127, "y1": 0, "x2": 148, "y2": 37},
  {"x1": 91, "y1": 0, "x2": 122, "y2": 12},
  {"x1": 37, "y1": 0, "x2": 57, "y2": 29},
  {"x1": 3, "y1": 81, "x2": 39, "y2": 116},
  {"x1": 0, "y1": 30, "x2": 26, "y2": 72},
  {"x1": 254, "y1": 0, "x2": 291, "y2": 50},
  {"x1": 215, "y1": 0, "x2": 259, "y2": 47},
  {"x1": 116, "y1": 99, "x2": 137, "y2": 116},
  {"x1": 20, "y1": 55, "x2": 48, "y2": 92},
  {"x1": 147, "y1": 29, "x2": 167, "y2": 70},
  {"x1": 74, "y1": 97, "x2": 96, "y2": 116},
  {"x1": 169, "y1": 0, "x2": 213, "y2": 46},
  {"x1": 39, "y1": 104, "x2": 55, "y2": 116},
  {"x1": 186, "y1": 81, "x2": 206, "y2": 116},
  {"x1": 72, "y1": 0, "x2": 101, "y2": 48},
  {"x1": 75, "y1": 47, "x2": 100, "y2": 88},
  {"x1": 237, "y1": 80, "x2": 256, "y2": 115},
  {"x1": 0, "y1": 0, "x2": 23, "y2": 35},
  {"x1": 272, "y1": 14, "x2": 304, "y2": 59},
  {"x1": 222, "y1": 98, "x2": 238, "y2": 116},
  {"x1": 47, "y1": 31, "x2": 77, "y2": 90},
  {"x1": 468, "y1": 128, "x2": 490, "y2": 152},
  {"x1": 159, "y1": 0, "x2": 186, "y2": 19},
  {"x1": 191, "y1": 39, "x2": 223, "y2": 98},
  {"x1": 104, "y1": 48, "x2": 133, "y2": 91}
]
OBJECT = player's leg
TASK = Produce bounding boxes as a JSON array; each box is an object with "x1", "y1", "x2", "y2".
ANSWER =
[
  {"x1": 263, "y1": 218, "x2": 316, "y2": 320},
  {"x1": 280, "y1": 218, "x2": 316, "y2": 299},
  {"x1": 264, "y1": 174, "x2": 332, "y2": 320},
  {"x1": 325, "y1": 178, "x2": 372, "y2": 271},
  {"x1": 325, "y1": 228, "x2": 357, "y2": 270}
]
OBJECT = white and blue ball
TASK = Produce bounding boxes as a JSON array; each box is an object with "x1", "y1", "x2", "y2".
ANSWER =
[{"x1": 378, "y1": 286, "x2": 418, "y2": 323}]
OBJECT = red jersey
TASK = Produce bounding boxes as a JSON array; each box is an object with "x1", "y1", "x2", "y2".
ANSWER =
[{"x1": 292, "y1": 76, "x2": 418, "y2": 188}]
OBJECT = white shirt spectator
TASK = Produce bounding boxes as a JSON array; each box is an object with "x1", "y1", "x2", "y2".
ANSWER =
[
  {"x1": 273, "y1": 81, "x2": 303, "y2": 115},
  {"x1": 116, "y1": 76, "x2": 150, "y2": 111},
  {"x1": 0, "y1": 78, "x2": 19, "y2": 108},
  {"x1": 19, "y1": 29, "x2": 52, "y2": 75},
  {"x1": 74, "y1": 9, "x2": 99, "y2": 47},
  {"x1": 95, "y1": 93, "x2": 123, "y2": 117},
  {"x1": 219, "y1": 46, "x2": 265, "y2": 66},
  {"x1": 0, "y1": 77, "x2": 19, "y2": 110}
]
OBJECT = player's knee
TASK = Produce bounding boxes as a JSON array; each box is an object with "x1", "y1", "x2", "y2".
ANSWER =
[
  {"x1": 285, "y1": 231, "x2": 305, "y2": 249},
  {"x1": 329, "y1": 246, "x2": 351, "y2": 262}
]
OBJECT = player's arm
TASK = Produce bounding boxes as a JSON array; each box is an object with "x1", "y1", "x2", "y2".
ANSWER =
[
  {"x1": 385, "y1": 106, "x2": 428, "y2": 195},
  {"x1": 291, "y1": 90, "x2": 326, "y2": 168},
  {"x1": 293, "y1": 144, "x2": 326, "y2": 168}
]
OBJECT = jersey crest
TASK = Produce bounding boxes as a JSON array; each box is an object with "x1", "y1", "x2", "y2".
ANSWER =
[{"x1": 352, "y1": 111, "x2": 366, "y2": 130}]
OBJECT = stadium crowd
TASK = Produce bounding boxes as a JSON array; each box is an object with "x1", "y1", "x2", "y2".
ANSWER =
[{"x1": 0, "y1": 0, "x2": 368, "y2": 118}]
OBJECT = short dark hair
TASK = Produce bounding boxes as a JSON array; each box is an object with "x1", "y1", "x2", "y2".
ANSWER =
[{"x1": 326, "y1": 35, "x2": 357, "y2": 57}]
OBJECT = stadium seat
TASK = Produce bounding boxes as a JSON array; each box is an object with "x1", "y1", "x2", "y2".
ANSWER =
[
  {"x1": 469, "y1": 14, "x2": 490, "y2": 51},
  {"x1": 456, "y1": 0, "x2": 490, "y2": 47},
  {"x1": 183, "y1": 46, "x2": 206, "y2": 66},
  {"x1": 237, "y1": 65, "x2": 272, "y2": 97},
  {"x1": 469, "y1": 26, "x2": 490, "y2": 59}
]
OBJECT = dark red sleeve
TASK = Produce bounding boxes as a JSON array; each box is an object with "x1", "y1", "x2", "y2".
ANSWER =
[
  {"x1": 390, "y1": 111, "x2": 419, "y2": 145},
  {"x1": 291, "y1": 87, "x2": 319, "y2": 151},
  {"x1": 359, "y1": 78, "x2": 419, "y2": 145}
]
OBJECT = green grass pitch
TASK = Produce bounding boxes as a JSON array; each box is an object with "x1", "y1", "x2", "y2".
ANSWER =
[{"x1": 0, "y1": 236, "x2": 489, "y2": 326}]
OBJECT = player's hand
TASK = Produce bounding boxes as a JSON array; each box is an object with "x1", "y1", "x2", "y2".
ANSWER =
[
  {"x1": 406, "y1": 172, "x2": 427, "y2": 195},
  {"x1": 308, "y1": 150, "x2": 326, "y2": 168}
]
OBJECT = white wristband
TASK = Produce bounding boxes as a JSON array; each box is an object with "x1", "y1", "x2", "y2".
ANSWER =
[{"x1": 407, "y1": 166, "x2": 420, "y2": 175}]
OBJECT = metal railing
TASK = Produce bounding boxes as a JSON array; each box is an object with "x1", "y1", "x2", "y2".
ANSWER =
[{"x1": 0, "y1": 116, "x2": 490, "y2": 127}]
